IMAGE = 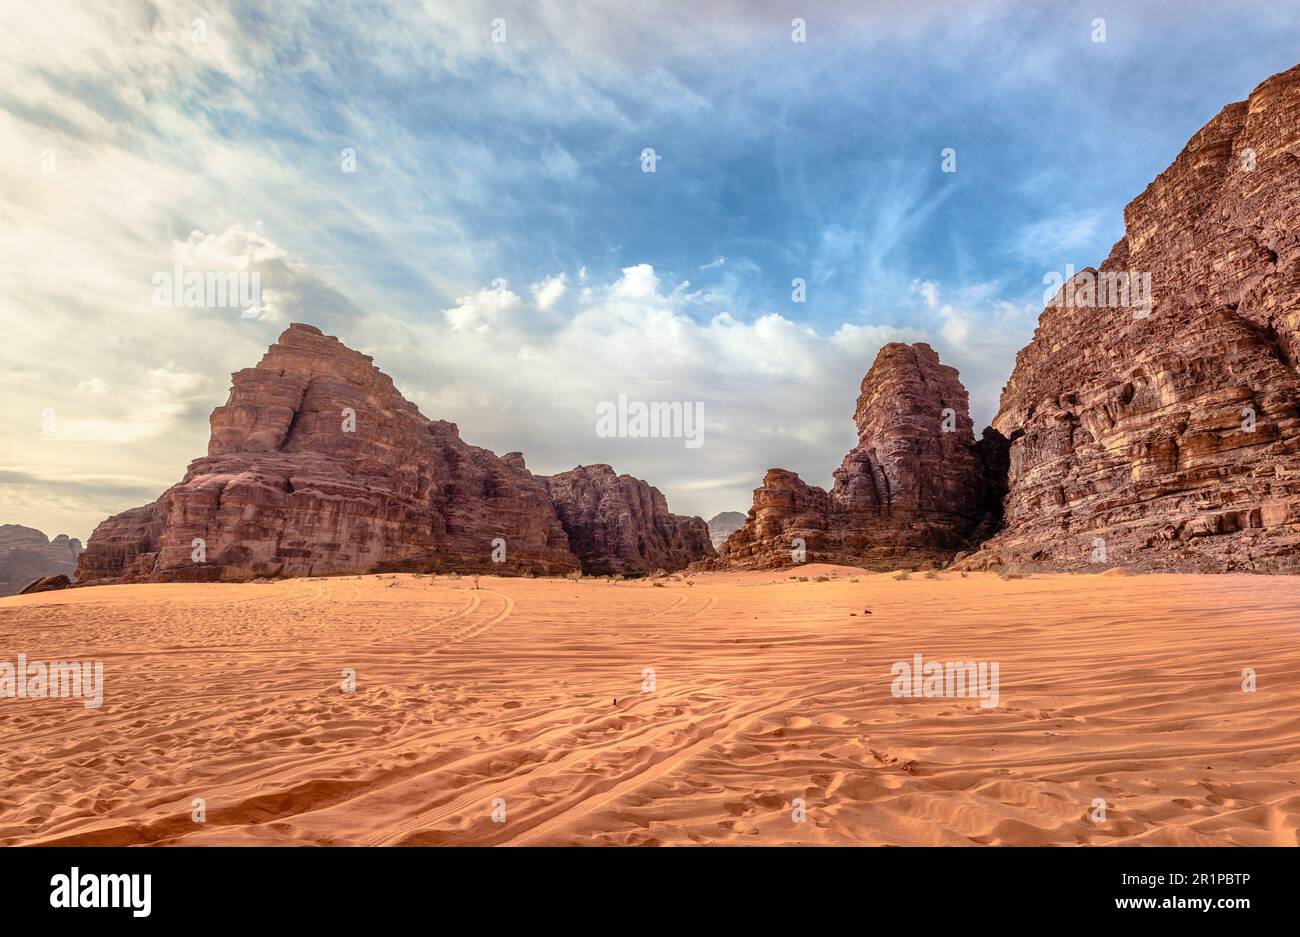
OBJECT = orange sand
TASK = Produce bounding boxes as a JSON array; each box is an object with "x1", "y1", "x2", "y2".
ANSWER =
[{"x1": 1, "y1": 564, "x2": 1297, "y2": 846}]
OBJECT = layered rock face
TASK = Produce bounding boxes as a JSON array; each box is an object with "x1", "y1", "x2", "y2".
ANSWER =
[
  {"x1": 540, "y1": 465, "x2": 715, "y2": 575},
  {"x1": 719, "y1": 343, "x2": 1008, "y2": 569},
  {"x1": 78, "y1": 325, "x2": 711, "y2": 583},
  {"x1": 705, "y1": 511, "x2": 746, "y2": 550},
  {"x1": 0, "y1": 525, "x2": 83, "y2": 596},
  {"x1": 960, "y1": 64, "x2": 1300, "y2": 573},
  {"x1": 77, "y1": 325, "x2": 577, "y2": 581}
]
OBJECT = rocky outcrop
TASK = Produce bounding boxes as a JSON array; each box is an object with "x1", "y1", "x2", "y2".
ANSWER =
[
  {"x1": 705, "y1": 511, "x2": 746, "y2": 551},
  {"x1": 718, "y1": 343, "x2": 1008, "y2": 569},
  {"x1": 958, "y1": 63, "x2": 1300, "y2": 573},
  {"x1": 77, "y1": 325, "x2": 712, "y2": 583},
  {"x1": 540, "y1": 465, "x2": 715, "y2": 575},
  {"x1": 77, "y1": 324, "x2": 581, "y2": 582},
  {"x1": 0, "y1": 526, "x2": 82, "y2": 596},
  {"x1": 18, "y1": 575, "x2": 71, "y2": 595}
]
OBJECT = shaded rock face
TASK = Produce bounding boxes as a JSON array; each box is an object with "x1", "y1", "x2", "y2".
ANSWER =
[
  {"x1": 0, "y1": 526, "x2": 82, "y2": 597},
  {"x1": 540, "y1": 465, "x2": 715, "y2": 575},
  {"x1": 78, "y1": 325, "x2": 580, "y2": 582},
  {"x1": 719, "y1": 343, "x2": 1008, "y2": 569},
  {"x1": 705, "y1": 511, "x2": 747, "y2": 551},
  {"x1": 960, "y1": 63, "x2": 1300, "y2": 573},
  {"x1": 18, "y1": 574, "x2": 71, "y2": 595}
]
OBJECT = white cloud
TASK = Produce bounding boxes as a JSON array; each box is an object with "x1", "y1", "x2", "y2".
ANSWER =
[
  {"x1": 444, "y1": 283, "x2": 523, "y2": 333},
  {"x1": 911, "y1": 278, "x2": 941, "y2": 309},
  {"x1": 401, "y1": 263, "x2": 1023, "y2": 523},
  {"x1": 609, "y1": 263, "x2": 659, "y2": 300},
  {"x1": 530, "y1": 274, "x2": 567, "y2": 311}
]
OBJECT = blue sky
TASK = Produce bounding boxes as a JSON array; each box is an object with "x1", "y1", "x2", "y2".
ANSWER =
[{"x1": 2, "y1": 0, "x2": 1299, "y2": 539}]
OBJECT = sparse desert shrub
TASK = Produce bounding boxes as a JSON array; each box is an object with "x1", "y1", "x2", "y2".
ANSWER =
[
  {"x1": 565, "y1": 570, "x2": 583, "y2": 581},
  {"x1": 893, "y1": 571, "x2": 911, "y2": 581},
  {"x1": 815, "y1": 575, "x2": 830, "y2": 582},
  {"x1": 924, "y1": 571, "x2": 939, "y2": 580}
]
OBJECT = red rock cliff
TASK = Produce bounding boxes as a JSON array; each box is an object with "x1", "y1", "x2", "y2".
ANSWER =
[
  {"x1": 540, "y1": 464, "x2": 715, "y2": 575},
  {"x1": 78, "y1": 324, "x2": 579, "y2": 581},
  {"x1": 960, "y1": 63, "x2": 1300, "y2": 572},
  {"x1": 77, "y1": 325, "x2": 713, "y2": 582},
  {"x1": 719, "y1": 342, "x2": 1007, "y2": 569}
]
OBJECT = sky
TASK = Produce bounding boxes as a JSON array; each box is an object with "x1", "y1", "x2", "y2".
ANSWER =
[{"x1": 2, "y1": 0, "x2": 1299, "y2": 541}]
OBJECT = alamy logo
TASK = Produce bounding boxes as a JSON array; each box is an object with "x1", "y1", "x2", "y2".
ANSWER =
[
  {"x1": 596, "y1": 394, "x2": 703, "y2": 449},
  {"x1": 1042, "y1": 264, "x2": 1152, "y2": 317},
  {"x1": 0, "y1": 654, "x2": 104, "y2": 708},
  {"x1": 50, "y1": 868, "x2": 151, "y2": 917},
  {"x1": 890, "y1": 653, "x2": 1000, "y2": 709},
  {"x1": 152, "y1": 264, "x2": 262, "y2": 317}
]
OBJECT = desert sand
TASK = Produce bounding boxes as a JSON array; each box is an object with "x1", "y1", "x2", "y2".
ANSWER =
[{"x1": 1, "y1": 564, "x2": 1296, "y2": 846}]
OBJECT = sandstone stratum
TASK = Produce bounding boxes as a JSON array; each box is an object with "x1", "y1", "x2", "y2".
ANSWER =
[{"x1": 76, "y1": 324, "x2": 712, "y2": 583}]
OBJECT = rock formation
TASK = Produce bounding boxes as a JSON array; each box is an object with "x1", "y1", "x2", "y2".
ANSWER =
[
  {"x1": 717, "y1": 343, "x2": 1008, "y2": 569},
  {"x1": 705, "y1": 511, "x2": 746, "y2": 551},
  {"x1": 540, "y1": 465, "x2": 715, "y2": 575},
  {"x1": 18, "y1": 574, "x2": 71, "y2": 595},
  {"x1": 77, "y1": 325, "x2": 710, "y2": 583},
  {"x1": 0, "y1": 525, "x2": 82, "y2": 596},
  {"x1": 958, "y1": 63, "x2": 1300, "y2": 573}
]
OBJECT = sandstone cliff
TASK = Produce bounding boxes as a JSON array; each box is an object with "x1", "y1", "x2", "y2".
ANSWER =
[
  {"x1": 0, "y1": 525, "x2": 83, "y2": 596},
  {"x1": 718, "y1": 343, "x2": 1007, "y2": 569},
  {"x1": 540, "y1": 464, "x2": 715, "y2": 575},
  {"x1": 77, "y1": 325, "x2": 711, "y2": 582},
  {"x1": 959, "y1": 63, "x2": 1300, "y2": 573}
]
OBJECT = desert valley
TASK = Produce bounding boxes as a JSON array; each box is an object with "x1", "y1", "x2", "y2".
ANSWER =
[{"x1": 3, "y1": 35, "x2": 1300, "y2": 855}]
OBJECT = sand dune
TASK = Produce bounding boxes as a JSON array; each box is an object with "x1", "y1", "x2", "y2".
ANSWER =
[{"x1": 1, "y1": 565, "x2": 1297, "y2": 846}]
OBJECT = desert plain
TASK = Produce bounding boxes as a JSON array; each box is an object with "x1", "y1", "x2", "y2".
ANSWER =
[{"x1": 1, "y1": 564, "x2": 1297, "y2": 846}]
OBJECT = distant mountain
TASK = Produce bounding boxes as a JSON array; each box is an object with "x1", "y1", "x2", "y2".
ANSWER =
[
  {"x1": 0, "y1": 525, "x2": 82, "y2": 596},
  {"x1": 706, "y1": 511, "x2": 747, "y2": 551}
]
